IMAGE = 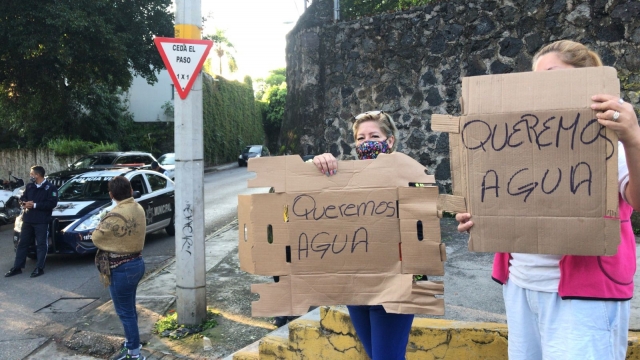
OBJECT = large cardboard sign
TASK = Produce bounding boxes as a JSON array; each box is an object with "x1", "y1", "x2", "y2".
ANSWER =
[
  {"x1": 238, "y1": 153, "x2": 449, "y2": 316},
  {"x1": 433, "y1": 67, "x2": 620, "y2": 256}
]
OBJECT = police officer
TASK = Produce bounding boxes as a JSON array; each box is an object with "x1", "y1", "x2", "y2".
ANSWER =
[
  {"x1": 151, "y1": 161, "x2": 169, "y2": 177},
  {"x1": 5, "y1": 165, "x2": 58, "y2": 278}
]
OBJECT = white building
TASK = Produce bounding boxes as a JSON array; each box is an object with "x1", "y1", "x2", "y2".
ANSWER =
[{"x1": 124, "y1": 70, "x2": 174, "y2": 122}]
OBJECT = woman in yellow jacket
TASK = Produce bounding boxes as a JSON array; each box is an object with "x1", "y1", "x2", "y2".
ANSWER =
[{"x1": 93, "y1": 176, "x2": 147, "y2": 360}]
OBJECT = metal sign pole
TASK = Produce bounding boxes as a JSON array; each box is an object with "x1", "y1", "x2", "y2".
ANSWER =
[{"x1": 174, "y1": 0, "x2": 206, "y2": 325}]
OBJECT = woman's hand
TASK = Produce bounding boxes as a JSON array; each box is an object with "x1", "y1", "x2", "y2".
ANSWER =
[
  {"x1": 312, "y1": 153, "x2": 338, "y2": 176},
  {"x1": 591, "y1": 95, "x2": 640, "y2": 145},
  {"x1": 455, "y1": 213, "x2": 474, "y2": 233}
]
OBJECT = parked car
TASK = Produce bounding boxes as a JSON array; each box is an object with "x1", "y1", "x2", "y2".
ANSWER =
[
  {"x1": 47, "y1": 151, "x2": 157, "y2": 187},
  {"x1": 238, "y1": 145, "x2": 270, "y2": 167},
  {"x1": 157, "y1": 153, "x2": 175, "y2": 180},
  {"x1": 0, "y1": 172, "x2": 24, "y2": 224},
  {"x1": 14, "y1": 167, "x2": 175, "y2": 256}
]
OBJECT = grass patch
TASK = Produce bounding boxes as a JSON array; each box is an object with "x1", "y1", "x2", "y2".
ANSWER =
[{"x1": 154, "y1": 308, "x2": 220, "y2": 339}]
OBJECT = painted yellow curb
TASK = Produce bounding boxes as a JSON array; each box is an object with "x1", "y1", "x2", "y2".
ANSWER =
[{"x1": 235, "y1": 307, "x2": 640, "y2": 360}]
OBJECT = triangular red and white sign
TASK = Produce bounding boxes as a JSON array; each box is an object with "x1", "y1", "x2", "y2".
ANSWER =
[{"x1": 154, "y1": 37, "x2": 213, "y2": 100}]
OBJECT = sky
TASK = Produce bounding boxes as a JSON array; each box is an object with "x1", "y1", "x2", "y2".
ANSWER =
[{"x1": 200, "y1": 0, "x2": 305, "y2": 81}]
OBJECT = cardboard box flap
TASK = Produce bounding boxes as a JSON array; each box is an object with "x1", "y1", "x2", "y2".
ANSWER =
[
  {"x1": 381, "y1": 280, "x2": 445, "y2": 315},
  {"x1": 247, "y1": 152, "x2": 435, "y2": 193},
  {"x1": 247, "y1": 155, "x2": 288, "y2": 192},
  {"x1": 462, "y1": 67, "x2": 619, "y2": 115},
  {"x1": 431, "y1": 114, "x2": 460, "y2": 133},
  {"x1": 437, "y1": 194, "x2": 467, "y2": 214},
  {"x1": 252, "y1": 274, "x2": 415, "y2": 316},
  {"x1": 238, "y1": 193, "x2": 290, "y2": 275}
]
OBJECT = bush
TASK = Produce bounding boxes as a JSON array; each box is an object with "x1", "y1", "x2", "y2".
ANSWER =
[
  {"x1": 47, "y1": 139, "x2": 94, "y2": 156},
  {"x1": 47, "y1": 138, "x2": 119, "y2": 156},
  {"x1": 91, "y1": 141, "x2": 119, "y2": 153}
]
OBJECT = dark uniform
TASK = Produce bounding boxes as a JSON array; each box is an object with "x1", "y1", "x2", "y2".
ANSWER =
[{"x1": 14, "y1": 179, "x2": 58, "y2": 271}]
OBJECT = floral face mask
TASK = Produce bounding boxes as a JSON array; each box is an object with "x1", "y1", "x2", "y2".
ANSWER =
[{"x1": 356, "y1": 140, "x2": 391, "y2": 160}]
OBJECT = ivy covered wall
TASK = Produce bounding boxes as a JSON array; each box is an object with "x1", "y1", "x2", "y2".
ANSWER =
[{"x1": 202, "y1": 74, "x2": 264, "y2": 165}]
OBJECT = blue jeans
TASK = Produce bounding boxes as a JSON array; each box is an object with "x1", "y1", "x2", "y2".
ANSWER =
[
  {"x1": 109, "y1": 257, "x2": 145, "y2": 351},
  {"x1": 347, "y1": 305, "x2": 414, "y2": 360}
]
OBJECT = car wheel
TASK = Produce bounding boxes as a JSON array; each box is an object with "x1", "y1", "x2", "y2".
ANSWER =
[
  {"x1": 166, "y1": 215, "x2": 175, "y2": 236},
  {"x1": 238, "y1": 160, "x2": 244, "y2": 167}
]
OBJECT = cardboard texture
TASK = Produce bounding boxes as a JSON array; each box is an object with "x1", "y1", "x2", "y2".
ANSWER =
[
  {"x1": 238, "y1": 153, "x2": 446, "y2": 316},
  {"x1": 433, "y1": 67, "x2": 621, "y2": 256}
]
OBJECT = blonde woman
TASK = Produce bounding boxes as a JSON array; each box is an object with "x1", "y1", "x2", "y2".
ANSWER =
[{"x1": 313, "y1": 111, "x2": 412, "y2": 360}]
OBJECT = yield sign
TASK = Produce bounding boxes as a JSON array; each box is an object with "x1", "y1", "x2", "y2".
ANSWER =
[{"x1": 154, "y1": 37, "x2": 213, "y2": 100}]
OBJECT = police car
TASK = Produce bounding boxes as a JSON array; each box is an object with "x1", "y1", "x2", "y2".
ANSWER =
[{"x1": 13, "y1": 168, "x2": 175, "y2": 256}]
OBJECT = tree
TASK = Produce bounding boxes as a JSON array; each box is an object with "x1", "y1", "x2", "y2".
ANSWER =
[
  {"x1": 204, "y1": 29, "x2": 237, "y2": 76},
  {"x1": 254, "y1": 68, "x2": 287, "y2": 100},
  {"x1": 261, "y1": 82, "x2": 287, "y2": 153},
  {"x1": 264, "y1": 68, "x2": 286, "y2": 87},
  {"x1": 0, "y1": 0, "x2": 174, "y2": 147}
]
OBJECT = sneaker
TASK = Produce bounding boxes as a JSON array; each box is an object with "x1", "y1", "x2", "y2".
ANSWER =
[{"x1": 110, "y1": 344, "x2": 143, "y2": 360}]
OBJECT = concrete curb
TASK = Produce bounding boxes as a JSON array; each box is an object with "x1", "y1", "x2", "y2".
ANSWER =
[
  {"x1": 231, "y1": 306, "x2": 640, "y2": 360},
  {"x1": 204, "y1": 162, "x2": 238, "y2": 173}
]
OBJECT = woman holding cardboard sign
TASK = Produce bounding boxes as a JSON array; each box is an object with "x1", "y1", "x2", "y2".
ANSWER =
[
  {"x1": 313, "y1": 111, "x2": 414, "y2": 360},
  {"x1": 456, "y1": 40, "x2": 640, "y2": 360}
]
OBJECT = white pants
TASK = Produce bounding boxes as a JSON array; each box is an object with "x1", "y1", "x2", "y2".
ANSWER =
[{"x1": 503, "y1": 280, "x2": 629, "y2": 360}]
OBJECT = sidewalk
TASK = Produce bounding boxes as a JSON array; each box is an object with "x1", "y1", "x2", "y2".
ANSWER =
[{"x1": 26, "y1": 214, "x2": 640, "y2": 359}]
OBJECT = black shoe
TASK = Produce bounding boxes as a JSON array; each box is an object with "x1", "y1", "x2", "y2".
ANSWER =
[
  {"x1": 4, "y1": 268, "x2": 22, "y2": 277},
  {"x1": 273, "y1": 316, "x2": 288, "y2": 327},
  {"x1": 30, "y1": 268, "x2": 44, "y2": 278}
]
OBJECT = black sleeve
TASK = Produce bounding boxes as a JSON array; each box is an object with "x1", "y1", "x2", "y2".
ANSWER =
[
  {"x1": 20, "y1": 184, "x2": 32, "y2": 202},
  {"x1": 36, "y1": 184, "x2": 59, "y2": 211}
]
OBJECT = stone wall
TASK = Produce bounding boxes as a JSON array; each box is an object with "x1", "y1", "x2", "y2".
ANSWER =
[
  {"x1": 284, "y1": 0, "x2": 640, "y2": 192},
  {"x1": 0, "y1": 149, "x2": 75, "y2": 181}
]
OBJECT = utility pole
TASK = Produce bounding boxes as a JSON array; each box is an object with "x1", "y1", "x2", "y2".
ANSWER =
[{"x1": 173, "y1": 0, "x2": 207, "y2": 325}]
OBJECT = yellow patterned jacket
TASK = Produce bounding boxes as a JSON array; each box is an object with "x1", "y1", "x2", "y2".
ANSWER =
[{"x1": 92, "y1": 197, "x2": 146, "y2": 254}]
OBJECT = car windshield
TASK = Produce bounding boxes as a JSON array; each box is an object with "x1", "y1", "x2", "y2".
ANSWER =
[
  {"x1": 58, "y1": 176, "x2": 114, "y2": 201},
  {"x1": 243, "y1": 146, "x2": 261, "y2": 154},
  {"x1": 72, "y1": 154, "x2": 118, "y2": 168},
  {"x1": 158, "y1": 154, "x2": 175, "y2": 166}
]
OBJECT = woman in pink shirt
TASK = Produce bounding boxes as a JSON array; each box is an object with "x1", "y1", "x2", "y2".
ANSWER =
[{"x1": 456, "y1": 40, "x2": 640, "y2": 360}]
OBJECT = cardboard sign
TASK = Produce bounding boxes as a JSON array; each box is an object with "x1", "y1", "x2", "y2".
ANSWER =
[
  {"x1": 433, "y1": 67, "x2": 621, "y2": 256},
  {"x1": 238, "y1": 153, "x2": 447, "y2": 316}
]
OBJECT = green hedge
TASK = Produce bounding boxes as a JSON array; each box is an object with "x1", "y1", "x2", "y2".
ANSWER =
[
  {"x1": 202, "y1": 75, "x2": 264, "y2": 165},
  {"x1": 47, "y1": 139, "x2": 119, "y2": 156}
]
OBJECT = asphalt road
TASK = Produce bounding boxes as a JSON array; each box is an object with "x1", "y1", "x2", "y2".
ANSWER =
[{"x1": 0, "y1": 164, "x2": 264, "y2": 360}]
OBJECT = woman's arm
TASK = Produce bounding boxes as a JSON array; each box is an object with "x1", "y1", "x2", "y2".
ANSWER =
[{"x1": 591, "y1": 95, "x2": 640, "y2": 210}]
